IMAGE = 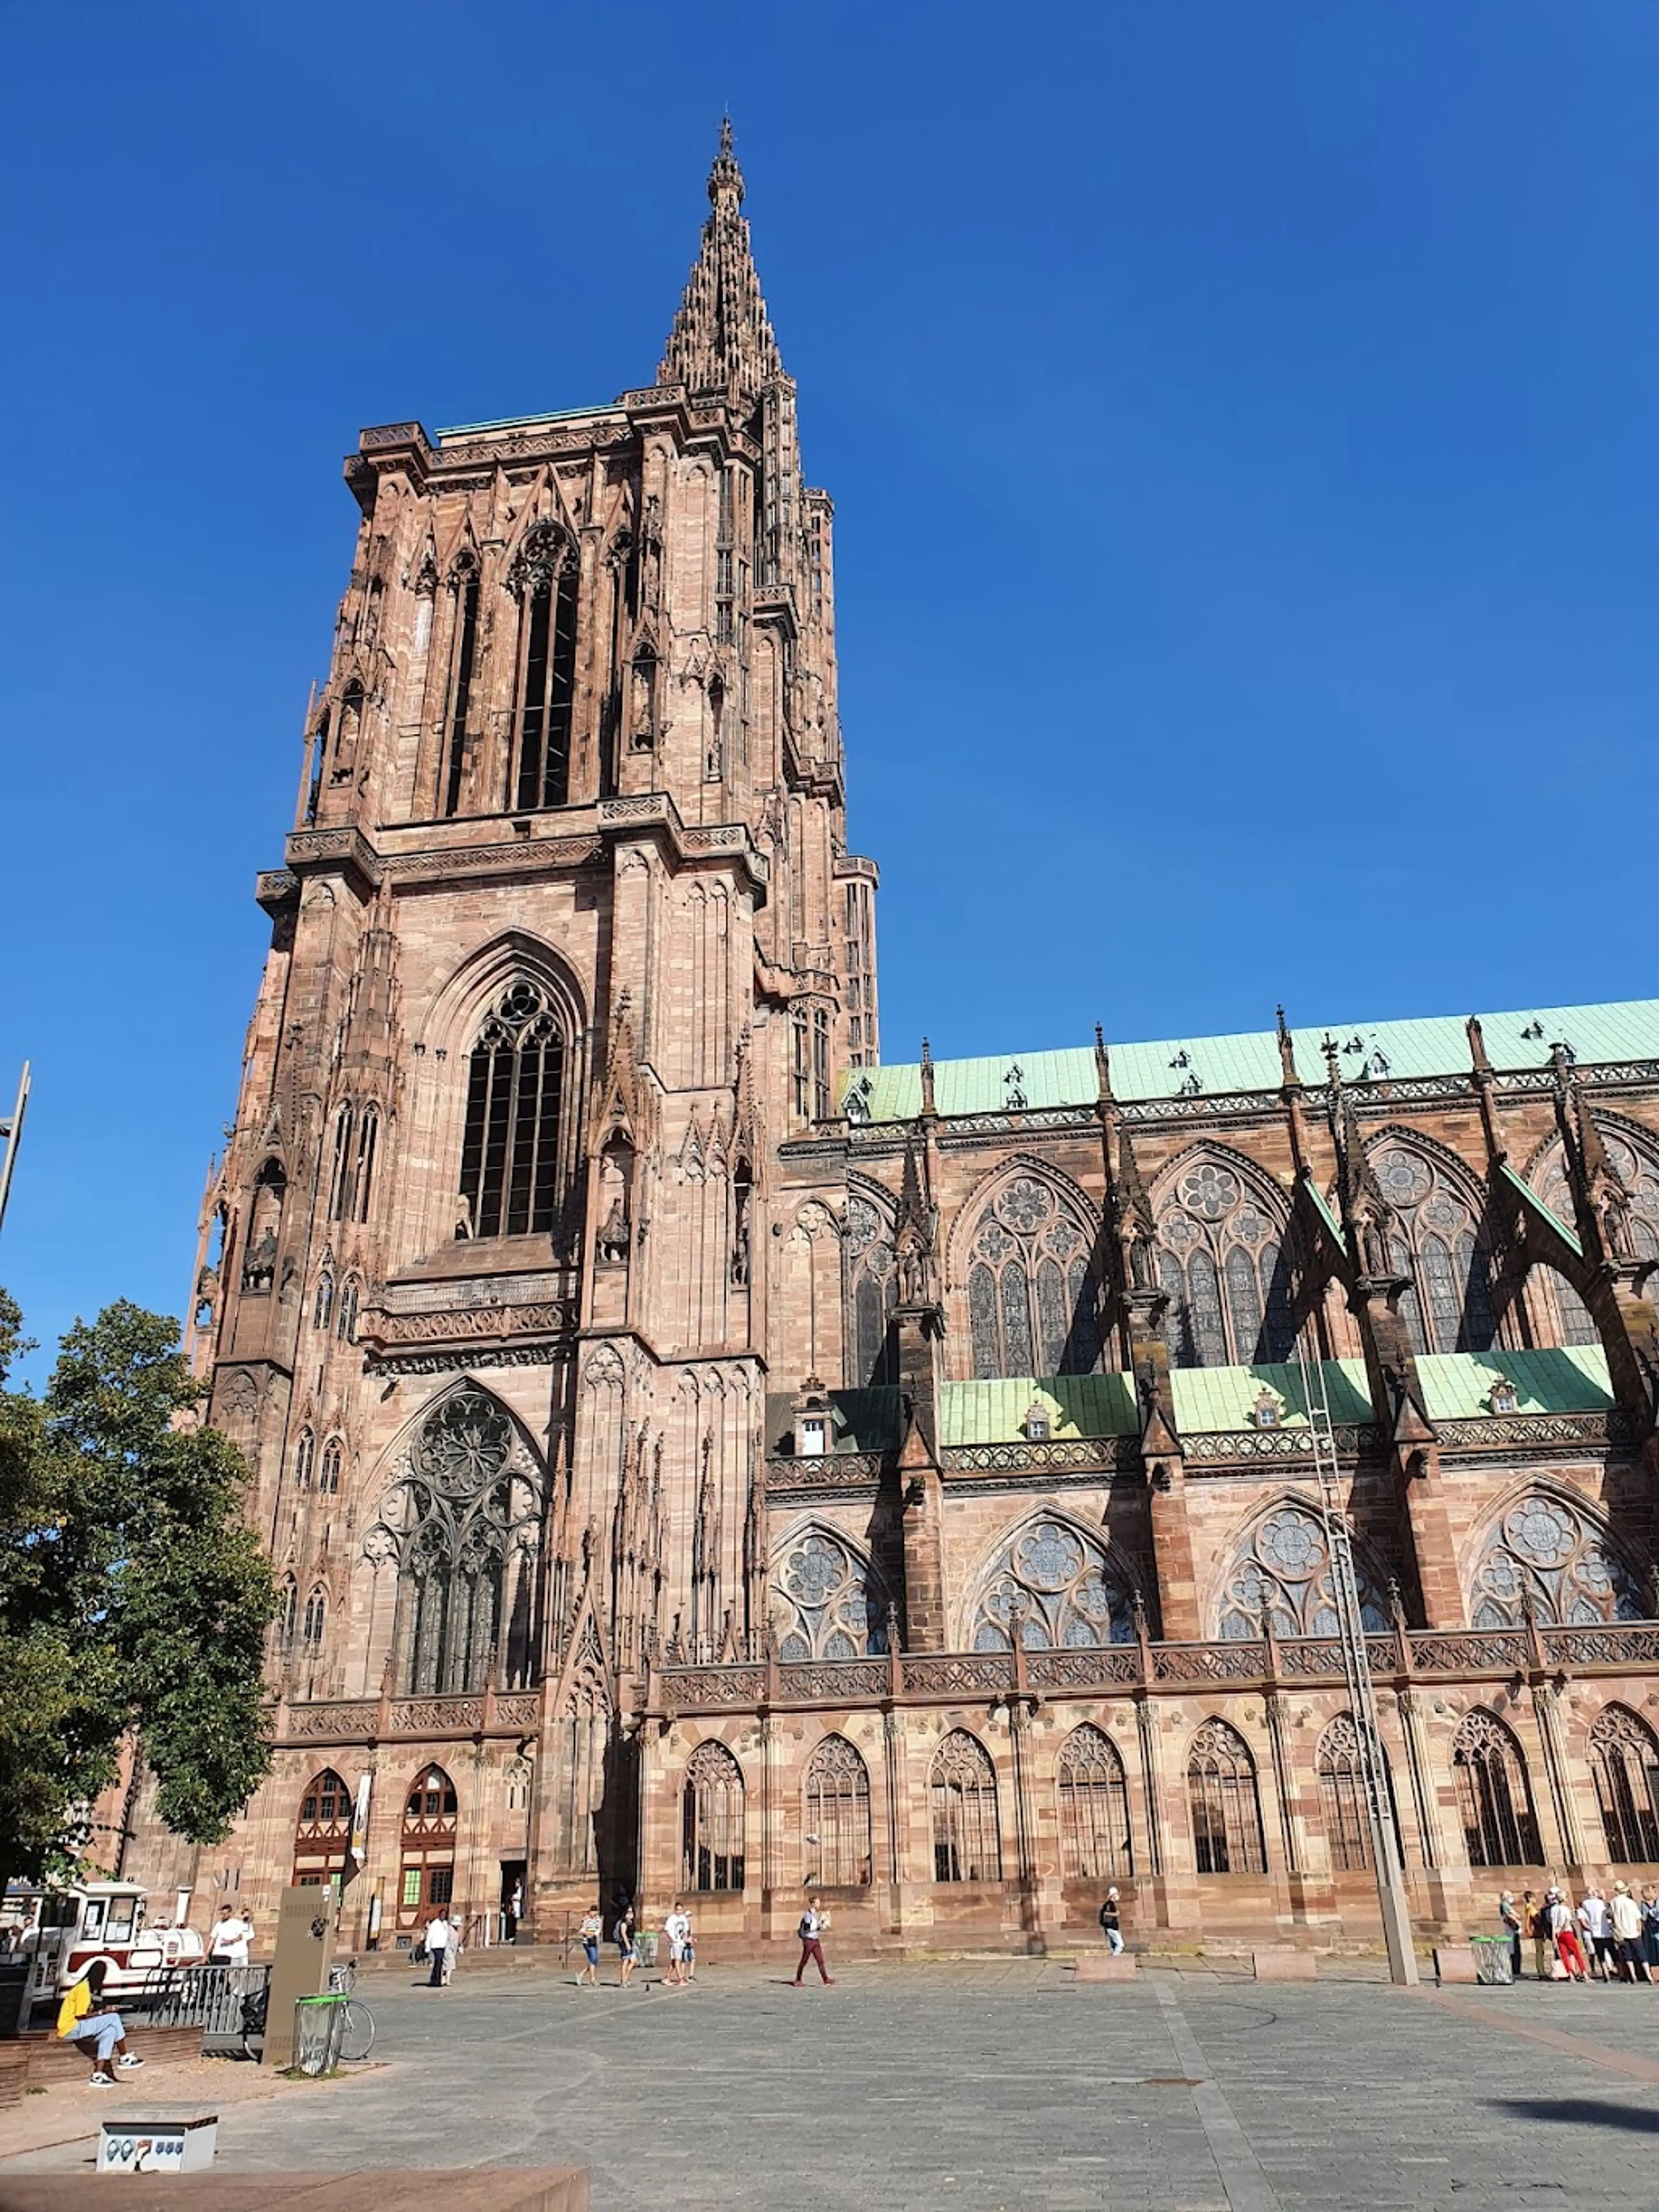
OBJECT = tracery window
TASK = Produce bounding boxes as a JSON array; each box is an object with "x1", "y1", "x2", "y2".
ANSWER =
[
  {"x1": 292, "y1": 1767, "x2": 352, "y2": 1887},
  {"x1": 1468, "y1": 1490, "x2": 1642, "y2": 1629},
  {"x1": 682, "y1": 1741, "x2": 745, "y2": 1892},
  {"x1": 844, "y1": 1192, "x2": 897, "y2": 1387},
  {"x1": 804, "y1": 1735, "x2": 872, "y2": 1888},
  {"x1": 278, "y1": 1575, "x2": 298, "y2": 1644},
  {"x1": 1056, "y1": 1724, "x2": 1132, "y2": 1880},
  {"x1": 1452, "y1": 1709, "x2": 1542, "y2": 1867},
  {"x1": 930, "y1": 1730, "x2": 1002, "y2": 1882},
  {"x1": 1589, "y1": 1704, "x2": 1659, "y2": 1864},
  {"x1": 508, "y1": 525, "x2": 578, "y2": 811},
  {"x1": 1316, "y1": 1714, "x2": 1402, "y2": 1874},
  {"x1": 292, "y1": 1428, "x2": 315, "y2": 1492},
  {"x1": 970, "y1": 1518, "x2": 1135, "y2": 1650},
  {"x1": 394, "y1": 1391, "x2": 515, "y2": 1695},
  {"x1": 337, "y1": 1278, "x2": 360, "y2": 1344},
  {"x1": 1187, "y1": 1719, "x2": 1267, "y2": 1874},
  {"x1": 774, "y1": 1530, "x2": 887, "y2": 1660},
  {"x1": 459, "y1": 982, "x2": 566, "y2": 1240},
  {"x1": 964, "y1": 1174, "x2": 1101, "y2": 1378},
  {"x1": 319, "y1": 1439, "x2": 343, "y2": 1496},
  {"x1": 1156, "y1": 1155, "x2": 1297, "y2": 1369},
  {"x1": 1532, "y1": 1129, "x2": 1659, "y2": 1345},
  {"x1": 1368, "y1": 1141, "x2": 1497, "y2": 1355},
  {"x1": 1217, "y1": 1501, "x2": 1390, "y2": 1641},
  {"x1": 439, "y1": 557, "x2": 480, "y2": 819},
  {"x1": 301, "y1": 1586, "x2": 327, "y2": 1648},
  {"x1": 312, "y1": 1273, "x2": 334, "y2": 1332}
]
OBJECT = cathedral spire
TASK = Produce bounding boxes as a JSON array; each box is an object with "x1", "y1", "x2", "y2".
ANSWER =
[{"x1": 658, "y1": 121, "x2": 786, "y2": 407}]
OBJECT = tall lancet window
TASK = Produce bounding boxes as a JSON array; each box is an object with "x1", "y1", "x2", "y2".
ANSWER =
[
  {"x1": 509, "y1": 525, "x2": 579, "y2": 811},
  {"x1": 439, "y1": 558, "x2": 480, "y2": 820},
  {"x1": 459, "y1": 982, "x2": 566, "y2": 1240}
]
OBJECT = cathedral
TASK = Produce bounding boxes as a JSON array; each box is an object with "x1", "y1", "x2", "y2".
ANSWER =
[{"x1": 133, "y1": 128, "x2": 1659, "y2": 1959}]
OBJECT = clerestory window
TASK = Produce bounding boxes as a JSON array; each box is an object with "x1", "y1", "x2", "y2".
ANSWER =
[
  {"x1": 459, "y1": 983, "x2": 566, "y2": 1240},
  {"x1": 509, "y1": 525, "x2": 578, "y2": 810}
]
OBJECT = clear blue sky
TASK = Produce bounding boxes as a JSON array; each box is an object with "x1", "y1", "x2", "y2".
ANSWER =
[{"x1": 3, "y1": 1, "x2": 1656, "y2": 1371}]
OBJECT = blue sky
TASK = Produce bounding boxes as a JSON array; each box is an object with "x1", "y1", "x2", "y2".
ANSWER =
[{"x1": 2, "y1": 1, "x2": 1656, "y2": 1370}]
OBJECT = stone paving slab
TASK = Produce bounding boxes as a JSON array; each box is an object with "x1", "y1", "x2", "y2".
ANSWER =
[{"x1": 7, "y1": 1961, "x2": 1659, "y2": 2209}]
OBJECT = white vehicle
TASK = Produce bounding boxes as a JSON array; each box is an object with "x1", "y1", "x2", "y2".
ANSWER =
[{"x1": 12, "y1": 1883, "x2": 204, "y2": 2014}]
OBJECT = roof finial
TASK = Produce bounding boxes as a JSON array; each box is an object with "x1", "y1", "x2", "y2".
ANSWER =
[{"x1": 919, "y1": 1037, "x2": 936, "y2": 1119}]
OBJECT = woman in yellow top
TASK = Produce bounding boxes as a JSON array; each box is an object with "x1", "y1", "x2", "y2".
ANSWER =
[{"x1": 57, "y1": 1960, "x2": 143, "y2": 2086}]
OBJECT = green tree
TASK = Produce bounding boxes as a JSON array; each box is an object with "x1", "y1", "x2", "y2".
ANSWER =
[{"x1": 0, "y1": 1294, "x2": 277, "y2": 1894}]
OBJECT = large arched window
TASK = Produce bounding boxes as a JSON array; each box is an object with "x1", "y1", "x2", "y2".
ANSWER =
[
  {"x1": 1216, "y1": 1501, "x2": 1390, "y2": 1641},
  {"x1": 399, "y1": 1766, "x2": 458, "y2": 1926},
  {"x1": 1590, "y1": 1704, "x2": 1659, "y2": 1864},
  {"x1": 682, "y1": 1741, "x2": 745, "y2": 1892},
  {"x1": 963, "y1": 1172, "x2": 1100, "y2": 1378},
  {"x1": 508, "y1": 524, "x2": 578, "y2": 811},
  {"x1": 1154, "y1": 1154, "x2": 1297, "y2": 1370},
  {"x1": 1056, "y1": 1724, "x2": 1132, "y2": 1880},
  {"x1": 292, "y1": 1428, "x2": 316, "y2": 1493},
  {"x1": 1452, "y1": 1709, "x2": 1542, "y2": 1867},
  {"x1": 804, "y1": 1735, "x2": 872, "y2": 1888},
  {"x1": 459, "y1": 982, "x2": 566, "y2": 1239},
  {"x1": 337, "y1": 1278, "x2": 360, "y2": 1344},
  {"x1": 1530, "y1": 1126, "x2": 1659, "y2": 1345},
  {"x1": 312, "y1": 1272, "x2": 334, "y2": 1332},
  {"x1": 1316, "y1": 1714, "x2": 1402, "y2": 1874},
  {"x1": 930, "y1": 1730, "x2": 1002, "y2": 1882},
  {"x1": 969, "y1": 1518, "x2": 1135, "y2": 1650},
  {"x1": 1467, "y1": 1490, "x2": 1643, "y2": 1629},
  {"x1": 439, "y1": 554, "x2": 480, "y2": 819},
  {"x1": 292, "y1": 1768, "x2": 352, "y2": 1887},
  {"x1": 301, "y1": 1585, "x2": 327, "y2": 1649},
  {"x1": 843, "y1": 1189, "x2": 896, "y2": 1387},
  {"x1": 394, "y1": 1391, "x2": 512, "y2": 1695},
  {"x1": 318, "y1": 1439, "x2": 343, "y2": 1496},
  {"x1": 1367, "y1": 1139, "x2": 1497, "y2": 1354},
  {"x1": 1187, "y1": 1719, "x2": 1266, "y2": 1874},
  {"x1": 773, "y1": 1529, "x2": 888, "y2": 1660}
]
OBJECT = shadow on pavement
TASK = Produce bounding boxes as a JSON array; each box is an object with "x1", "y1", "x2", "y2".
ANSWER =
[{"x1": 1487, "y1": 2097, "x2": 1659, "y2": 2133}]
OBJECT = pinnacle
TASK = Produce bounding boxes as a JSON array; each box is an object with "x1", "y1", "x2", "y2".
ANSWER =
[{"x1": 658, "y1": 120, "x2": 785, "y2": 406}]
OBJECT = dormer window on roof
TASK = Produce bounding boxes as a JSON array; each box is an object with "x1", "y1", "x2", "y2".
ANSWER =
[
  {"x1": 1022, "y1": 1401, "x2": 1052, "y2": 1442},
  {"x1": 1249, "y1": 1388, "x2": 1284, "y2": 1430},
  {"x1": 1486, "y1": 1378, "x2": 1521, "y2": 1416}
]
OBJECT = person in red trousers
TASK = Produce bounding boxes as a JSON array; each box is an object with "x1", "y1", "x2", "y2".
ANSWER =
[
  {"x1": 792, "y1": 1898, "x2": 834, "y2": 1986},
  {"x1": 1548, "y1": 1888, "x2": 1590, "y2": 1981}
]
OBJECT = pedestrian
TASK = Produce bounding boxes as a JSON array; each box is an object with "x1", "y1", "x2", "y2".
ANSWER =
[
  {"x1": 664, "y1": 1900, "x2": 691, "y2": 1988},
  {"x1": 681, "y1": 1909, "x2": 696, "y2": 1985},
  {"x1": 1099, "y1": 1886, "x2": 1125, "y2": 1957},
  {"x1": 442, "y1": 1915, "x2": 461, "y2": 1985},
  {"x1": 576, "y1": 1905, "x2": 603, "y2": 1986},
  {"x1": 792, "y1": 1897, "x2": 834, "y2": 1987},
  {"x1": 56, "y1": 1961, "x2": 144, "y2": 2088},
  {"x1": 1579, "y1": 1886, "x2": 1618, "y2": 1981},
  {"x1": 1498, "y1": 1891, "x2": 1522, "y2": 1982},
  {"x1": 208, "y1": 1904, "x2": 254, "y2": 1966},
  {"x1": 424, "y1": 1909, "x2": 453, "y2": 1989},
  {"x1": 1643, "y1": 1887, "x2": 1659, "y2": 1971},
  {"x1": 613, "y1": 1900, "x2": 638, "y2": 1986},
  {"x1": 1521, "y1": 1891, "x2": 1549, "y2": 1981},
  {"x1": 1548, "y1": 1889, "x2": 1589, "y2": 1982},
  {"x1": 1610, "y1": 1880, "x2": 1650, "y2": 1984}
]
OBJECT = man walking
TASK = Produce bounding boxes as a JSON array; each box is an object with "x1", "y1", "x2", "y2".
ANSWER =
[
  {"x1": 209, "y1": 1904, "x2": 254, "y2": 1966},
  {"x1": 792, "y1": 1898, "x2": 834, "y2": 1987},
  {"x1": 664, "y1": 1901, "x2": 691, "y2": 1988},
  {"x1": 1098, "y1": 1886, "x2": 1125, "y2": 1956},
  {"x1": 424, "y1": 1908, "x2": 453, "y2": 1989}
]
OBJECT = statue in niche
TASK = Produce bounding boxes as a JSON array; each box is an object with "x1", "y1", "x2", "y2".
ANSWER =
[
  {"x1": 242, "y1": 1226, "x2": 277, "y2": 1294},
  {"x1": 731, "y1": 1164, "x2": 753, "y2": 1287},
  {"x1": 596, "y1": 1141, "x2": 633, "y2": 1265}
]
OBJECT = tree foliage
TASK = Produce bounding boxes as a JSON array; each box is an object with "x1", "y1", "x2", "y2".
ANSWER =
[{"x1": 0, "y1": 1294, "x2": 277, "y2": 1891}]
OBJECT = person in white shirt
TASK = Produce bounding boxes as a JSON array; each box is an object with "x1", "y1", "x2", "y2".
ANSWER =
[
  {"x1": 1578, "y1": 1887, "x2": 1617, "y2": 1981},
  {"x1": 792, "y1": 1898, "x2": 834, "y2": 1987},
  {"x1": 664, "y1": 1903, "x2": 692, "y2": 1987},
  {"x1": 1610, "y1": 1881, "x2": 1651, "y2": 1983},
  {"x1": 424, "y1": 1911, "x2": 452, "y2": 1989},
  {"x1": 209, "y1": 1908, "x2": 253, "y2": 1967}
]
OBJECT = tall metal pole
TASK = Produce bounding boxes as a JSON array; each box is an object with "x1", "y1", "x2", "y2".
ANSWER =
[
  {"x1": 1297, "y1": 1341, "x2": 1420, "y2": 1986},
  {"x1": 0, "y1": 1062, "x2": 30, "y2": 1236}
]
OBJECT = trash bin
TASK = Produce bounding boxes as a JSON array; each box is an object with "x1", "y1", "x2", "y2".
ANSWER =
[
  {"x1": 293, "y1": 1992, "x2": 349, "y2": 2075},
  {"x1": 1471, "y1": 1936, "x2": 1515, "y2": 1986},
  {"x1": 637, "y1": 1932, "x2": 659, "y2": 1969}
]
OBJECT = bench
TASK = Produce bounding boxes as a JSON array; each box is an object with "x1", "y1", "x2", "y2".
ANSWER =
[
  {"x1": 1252, "y1": 1948, "x2": 1318, "y2": 1981},
  {"x1": 1075, "y1": 1955, "x2": 1138, "y2": 1982},
  {"x1": 14, "y1": 2024, "x2": 201, "y2": 2086}
]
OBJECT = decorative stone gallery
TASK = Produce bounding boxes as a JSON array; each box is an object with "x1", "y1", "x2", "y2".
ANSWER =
[{"x1": 121, "y1": 127, "x2": 1659, "y2": 1959}]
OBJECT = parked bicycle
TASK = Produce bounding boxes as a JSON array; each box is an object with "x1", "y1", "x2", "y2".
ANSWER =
[{"x1": 325, "y1": 1958, "x2": 376, "y2": 2061}]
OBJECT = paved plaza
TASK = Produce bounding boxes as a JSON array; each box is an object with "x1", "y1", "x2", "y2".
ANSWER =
[{"x1": 7, "y1": 1959, "x2": 1659, "y2": 2209}]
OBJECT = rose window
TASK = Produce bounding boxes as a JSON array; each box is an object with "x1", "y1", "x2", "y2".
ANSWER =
[
  {"x1": 971, "y1": 1518, "x2": 1134, "y2": 1650},
  {"x1": 1217, "y1": 1502, "x2": 1389, "y2": 1641},
  {"x1": 774, "y1": 1530, "x2": 887, "y2": 1660},
  {"x1": 1179, "y1": 1164, "x2": 1240, "y2": 1222},
  {"x1": 1470, "y1": 1489, "x2": 1642, "y2": 1628},
  {"x1": 995, "y1": 1178, "x2": 1054, "y2": 1236}
]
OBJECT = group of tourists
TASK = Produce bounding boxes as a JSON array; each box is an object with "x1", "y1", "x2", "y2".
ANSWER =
[
  {"x1": 1500, "y1": 1882, "x2": 1659, "y2": 1983},
  {"x1": 573, "y1": 1894, "x2": 836, "y2": 1989}
]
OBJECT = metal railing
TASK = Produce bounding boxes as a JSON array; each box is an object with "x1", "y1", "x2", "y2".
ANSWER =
[{"x1": 140, "y1": 1964, "x2": 270, "y2": 2053}]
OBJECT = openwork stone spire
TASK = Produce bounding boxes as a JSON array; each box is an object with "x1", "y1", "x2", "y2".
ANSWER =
[{"x1": 658, "y1": 120, "x2": 785, "y2": 406}]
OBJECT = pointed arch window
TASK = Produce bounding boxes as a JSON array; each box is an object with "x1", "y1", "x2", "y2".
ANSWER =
[
  {"x1": 459, "y1": 982, "x2": 566, "y2": 1240},
  {"x1": 930, "y1": 1730, "x2": 1001, "y2": 1882},
  {"x1": 844, "y1": 1193, "x2": 897, "y2": 1386},
  {"x1": 350, "y1": 1108, "x2": 378, "y2": 1223},
  {"x1": 1156, "y1": 1157, "x2": 1297, "y2": 1369},
  {"x1": 278, "y1": 1574, "x2": 298, "y2": 1645},
  {"x1": 970, "y1": 1518, "x2": 1134, "y2": 1650},
  {"x1": 1532, "y1": 1128, "x2": 1659, "y2": 1343},
  {"x1": 301, "y1": 1586, "x2": 327, "y2": 1648},
  {"x1": 683, "y1": 1741, "x2": 745, "y2": 1892},
  {"x1": 337, "y1": 1277, "x2": 360, "y2": 1343},
  {"x1": 394, "y1": 1390, "x2": 515, "y2": 1695},
  {"x1": 439, "y1": 557, "x2": 480, "y2": 819},
  {"x1": 774, "y1": 1530, "x2": 887, "y2": 1659},
  {"x1": 1367, "y1": 1142, "x2": 1497, "y2": 1353},
  {"x1": 1468, "y1": 1490, "x2": 1642, "y2": 1629},
  {"x1": 804, "y1": 1736, "x2": 872, "y2": 1888},
  {"x1": 964, "y1": 1174, "x2": 1101, "y2": 1379},
  {"x1": 400, "y1": 1766, "x2": 458, "y2": 1925},
  {"x1": 312, "y1": 1273, "x2": 334, "y2": 1333},
  {"x1": 1217, "y1": 1501, "x2": 1390, "y2": 1641},
  {"x1": 292, "y1": 1767, "x2": 352, "y2": 1887},
  {"x1": 1188, "y1": 1719, "x2": 1267, "y2": 1874},
  {"x1": 1056, "y1": 1724, "x2": 1132, "y2": 1880},
  {"x1": 1590, "y1": 1704, "x2": 1659, "y2": 1864},
  {"x1": 1452, "y1": 1709, "x2": 1542, "y2": 1866},
  {"x1": 1316, "y1": 1714, "x2": 1403, "y2": 1873},
  {"x1": 292, "y1": 1429, "x2": 315, "y2": 1493},
  {"x1": 509, "y1": 525, "x2": 578, "y2": 811},
  {"x1": 319, "y1": 1439, "x2": 343, "y2": 1496}
]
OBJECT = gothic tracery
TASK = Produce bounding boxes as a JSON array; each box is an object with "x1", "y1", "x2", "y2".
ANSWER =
[
  {"x1": 961, "y1": 1170, "x2": 1101, "y2": 1378},
  {"x1": 1154, "y1": 1151, "x2": 1296, "y2": 1369}
]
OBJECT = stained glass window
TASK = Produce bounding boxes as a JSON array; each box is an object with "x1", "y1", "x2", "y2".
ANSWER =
[
  {"x1": 1468, "y1": 1490, "x2": 1642, "y2": 1628},
  {"x1": 394, "y1": 1389, "x2": 516, "y2": 1695},
  {"x1": 844, "y1": 1194, "x2": 897, "y2": 1386},
  {"x1": 969, "y1": 1518, "x2": 1135, "y2": 1650},
  {"x1": 1216, "y1": 1502, "x2": 1389, "y2": 1641},
  {"x1": 1155, "y1": 1155, "x2": 1298, "y2": 1369},
  {"x1": 1367, "y1": 1141, "x2": 1497, "y2": 1354},
  {"x1": 773, "y1": 1530, "x2": 888, "y2": 1660},
  {"x1": 961, "y1": 1175, "x2": 1100, "y2": 1379},
  {"x1": 1531, "y1": 1127, "x2": 1659, "y2": 1345}
]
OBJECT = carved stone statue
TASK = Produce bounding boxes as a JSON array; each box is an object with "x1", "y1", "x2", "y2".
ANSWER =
[
  {"x1": 597, "y1": 1196, "x2": 631, "y2": 1264},
  {"x1": 241, "y1": 1225, "x2": 277, "y2": 1294}
]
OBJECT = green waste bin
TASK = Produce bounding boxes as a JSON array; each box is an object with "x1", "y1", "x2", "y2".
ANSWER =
[{"x1": 293, "y1": 1992, "x2": 350, "y2": 2074}]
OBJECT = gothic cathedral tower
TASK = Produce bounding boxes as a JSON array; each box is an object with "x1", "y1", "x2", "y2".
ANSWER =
[{"x1": 179, "y1": 127, "x2": 880, "y2": 1929}]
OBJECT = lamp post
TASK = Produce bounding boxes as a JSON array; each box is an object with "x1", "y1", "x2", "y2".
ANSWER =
[
  {"x1": 1298, "y1": 1343, "x2": 1419, "y2": 1986},
  {"x1": 0, "y1": 1062, "x2": 29, "y2": 1236}
]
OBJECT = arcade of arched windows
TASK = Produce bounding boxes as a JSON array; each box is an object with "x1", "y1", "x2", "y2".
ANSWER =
[
  {"x1": 1154, "y1": 1152, "x2": 1299, "y2": 1371},
  {"x1": 957, "y1": 1170, "x2": 1102, "y2": 1380}
]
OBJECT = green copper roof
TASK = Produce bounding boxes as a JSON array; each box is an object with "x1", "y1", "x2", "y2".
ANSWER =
[
  {"x1": 1172, "y1": 1360, "x2": 1374, "y2": 1432},
  {"x1": 1415, "y1": 1346, "x2": 1612, "y2": 1419},
  {"x1": 939, "y1": 1374, "x2": 1139, "y2": 1445},
  {"x1": 842, "y1": 999, "x2": 1659, "y2": 1123}
]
